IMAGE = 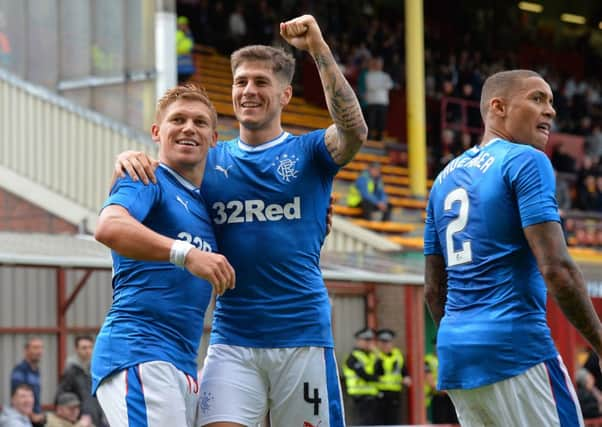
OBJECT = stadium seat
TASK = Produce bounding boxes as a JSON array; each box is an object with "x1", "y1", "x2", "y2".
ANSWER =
[{"x1": 351, "y1": 219, "x2": 416, "y2": 234}]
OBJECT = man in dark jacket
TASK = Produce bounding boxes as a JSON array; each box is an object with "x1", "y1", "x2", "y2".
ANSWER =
[{"x1": 56, "y1": 336, "x2": 106, "y2": 427}]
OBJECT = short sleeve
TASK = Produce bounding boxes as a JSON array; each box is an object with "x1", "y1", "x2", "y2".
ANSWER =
[
  {"x1": 503, "y1": 147, "x2": 560, "y2": 228},
  {"x1": 102, "y1": 176, "x2": 161, "y2": 222},
  {"x1": 306, "y1": 129, "x2": 341, "y2": 176}
]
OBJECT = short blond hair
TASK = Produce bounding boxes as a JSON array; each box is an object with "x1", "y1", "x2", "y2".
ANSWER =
[
  {"x1": 480, "y1": 69, "x2": 541, "y2": 119},
  {"x1": 231, "y1": 45, "x2": 295, "y2": 85},
  {"x1": 156, "y1": 83, "x2": 217, "y2": 128}
]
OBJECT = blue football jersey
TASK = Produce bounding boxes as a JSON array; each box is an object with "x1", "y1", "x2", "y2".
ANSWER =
[
  {"x1": 91, "y1": 164, "x2": 215, "y2": 393},
  {"x1": 424, "y1": 138, "x2": 560, "y2": 390},
  {"x1": 202, "y1": 130, "x2": 339, "y2": 347}
]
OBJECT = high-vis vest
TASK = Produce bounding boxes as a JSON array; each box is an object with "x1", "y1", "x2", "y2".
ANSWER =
[
  {"x1": 378, "y1": 348, "x2": 404, "y2": 392},
  {"x1": 176, "y1": 30, "x2": 195, "y2": 75},
  {"x1": 424, "y1": 353, "x2": 439, "y2": 407},
  {"x1": 343, "y1": 349, "x2": 379, "y2": 397},
  {"x1": 347, "y1": 171, "x2": 379, "y2": 207}
]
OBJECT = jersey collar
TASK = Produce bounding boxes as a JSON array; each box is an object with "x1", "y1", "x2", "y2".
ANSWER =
[
  {"x1": 237, "y1": 132, "x2": 290, "y2": 152},
  {"x1": 159, "y1": 163, "x2": 198, "y2": 192},
  {"x1": 478, "y1": 137, "x2": 503, "y2": 149}
]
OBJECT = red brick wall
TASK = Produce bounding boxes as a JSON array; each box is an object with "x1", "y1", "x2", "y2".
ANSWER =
[{"x1": 0, "y1": 188, "x2": 77, "y2": 233}]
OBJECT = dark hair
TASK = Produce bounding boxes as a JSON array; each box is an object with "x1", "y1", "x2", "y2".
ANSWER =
[
  {"x1": 74, "y1": 335, "x2": 93, "y2": 348},
  {"x1": 11, "y1": 383, "x2": 34, "y2": 397},
  {"x1": 24, "y1": 336, "x2": 42, "y2": 349},
  {"x1": 231, "y1": 45, "x2": 296, "y2": 85},
  {"x1": 480, "y1": 69, "x2": 541, "y2": 119}
]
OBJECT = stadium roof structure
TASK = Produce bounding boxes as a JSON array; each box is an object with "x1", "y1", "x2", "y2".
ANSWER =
[
  {"x1": 0, "y1": 232, "x2": 425, "y2": 285},
  {"x1": 0, "y1": 232, "x2": 111, "y2": 269}
]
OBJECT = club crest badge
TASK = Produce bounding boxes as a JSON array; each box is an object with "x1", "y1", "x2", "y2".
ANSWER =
[{"x1": 272, "y1": 154, "x2": 300, "y2": 182}]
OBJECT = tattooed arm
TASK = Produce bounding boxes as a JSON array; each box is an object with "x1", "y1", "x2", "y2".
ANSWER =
[
  {"x1": 424, "y1": 254, "x2": 448, "y2": 327},
  {"x1": 525, "y1": 221, "x2": 602, "y2": 353},
  {"x1": 280, "y1": 15, "x2": 367, "y2": 165}
]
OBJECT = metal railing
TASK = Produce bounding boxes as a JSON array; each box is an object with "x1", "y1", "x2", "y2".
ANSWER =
[{"x1": 0, "y1": 67, "x2": 155, "y2": 228}]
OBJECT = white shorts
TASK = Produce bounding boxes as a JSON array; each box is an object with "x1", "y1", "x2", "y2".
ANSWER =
[
  {"x1": 197, "y1": 345, "x2": 345, "y2": 427},
  {"x1": 96, "y1": 361, "x2": 199, "y2": 427},
  {"x1": 447, "y1": 356, "x2": 584, "y2": 427}
]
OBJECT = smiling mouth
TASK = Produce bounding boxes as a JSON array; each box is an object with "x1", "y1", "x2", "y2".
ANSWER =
[
  {"x1": 176, "y1": 140, "x2": 199, "y2": 147},
  {"x1": 240, "y1": 101, "x2": 261, "y2": 109}
]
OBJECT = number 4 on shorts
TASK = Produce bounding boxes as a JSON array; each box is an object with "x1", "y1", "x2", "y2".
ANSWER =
[{"x1": 303, "y1": 382, "x2": 322, "y2": 416}]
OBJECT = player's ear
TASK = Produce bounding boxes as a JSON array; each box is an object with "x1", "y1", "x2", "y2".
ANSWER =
[
  {"x1": 490, "y1": 97, "x2": 506, "y2": 117},
  {"x1": 211, "y1": 130, "x2": 218, "y2": 148},
  {"x1": 280, "y1": 84, "x2": 293, "y2": 106},
  {"x1": 150, "y1": 123, "x2": 160, "y2": 142}
]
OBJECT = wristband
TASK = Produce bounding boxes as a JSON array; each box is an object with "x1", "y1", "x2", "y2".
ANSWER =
[{"x1": 170, "y1": 240, "x2": 194, "y2": 268}]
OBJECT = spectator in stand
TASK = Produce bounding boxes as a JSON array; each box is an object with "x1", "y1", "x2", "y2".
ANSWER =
[
  {"x1": 208, "y1": 1, "x2": 229, "y2": 54},
  {"x1": 586, "y1": 123, "x2": 602, "y2": 161},
  {"x1": 46, "y1": 393, "x2": 94, "y2": 427},
  {"x1": 364, "y1": 56, "x2": 394, "y2": 141},
  {"x1": 457, "y1": 131, "x2": 474, "y2": 153},
  {"x1": 57, "y1": 336, "x2": 106, "y2": 427},
  {"x1": 578, "y1": 155, "x2": 601, "y2": 181},
  {"x1": 459, "y1": 82, "x2": 481, "y2": 129},
  {"x1": 555, "y1": 170, "x2": 572, "y2": 209},
  {"x1": 597, "y1": 177, "x2": 602, "y2": 212},
  {"x1": 576, "y1": 174, "x2": 601, "y2": 211},
  {"x1": 575, "y1": 221, "x2": 593, "y2": 246},
  {"x1": 385, "y1": 52, "x2": 404, "y2": 88},
  {"x1": 194, "y1": 0, "x2": 211, "y2": 47},
  {"x1": 584, "y1": 347, "x2": 602, "y2": 388},
  {"x1": 573, "y1": 116, "x2": 593, "y2": 137},
  {"x1": 439, "y1": 128, "x2": 457, "y2": 159},
  {"x1": 593, "y1": 225, "x2": 602, "y2": 248},
  {"x1": 355, "y1": 54, "x2": 371, "y2": 116},
  {"x1": 10, "y1": 337, "x2": 45, "y2": 426},
  {"x1": 347, "y1": 162, "x2": 392, "y2": 222},
  {"x1": 176, "y1": 16, "x2": 195, "y2": 84},
  {"x1": 441, "y1": 78, "x2": 462, "y2": 125},
  {"x1": 0, "y1": 384, "x2": 35, "y2": 427},
  {"x1": 228, "y1": 2, "x2": 247, "y2": 50},
  {"x1": 575, "y1": 368, "x2": 602, "y2": 419},
  {"x1": 551, "y1": 143, "x2": 577, "y2": 173},
  {"x1": 246, "y1": 0, "x2": 276, "y2": 45}
]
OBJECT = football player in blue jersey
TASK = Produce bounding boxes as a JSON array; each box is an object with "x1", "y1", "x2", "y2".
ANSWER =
[
  {"x1": 424, "y1": 69, "x2": 602, "y2": 426},
  {"x1": 114, "y1": 14, "x2": 367, "y2": 427},
  {"x1": 92, "y1": 84, "x2": 235, "y2": 427}
]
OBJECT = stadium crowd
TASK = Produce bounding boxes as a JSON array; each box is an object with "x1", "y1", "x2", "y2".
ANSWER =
[
  {"x1": 178, "y1": 0, "x2": 602, "y2": 247},
  {"x1": 1, "y1": 336, "x2": 107, "y2": 427}
]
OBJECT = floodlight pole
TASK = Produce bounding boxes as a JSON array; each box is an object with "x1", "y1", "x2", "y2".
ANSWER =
[{"x1": 405, "y1": 0, "x2": 427, "y2": 199}]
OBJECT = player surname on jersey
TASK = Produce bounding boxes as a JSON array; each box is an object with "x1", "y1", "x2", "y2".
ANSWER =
[{"x1": 438, "y1": 150, "x2": 496, "y2": 184}]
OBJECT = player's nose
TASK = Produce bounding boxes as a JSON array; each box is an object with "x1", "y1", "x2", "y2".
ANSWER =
[{"x1": 543, "y1": 102, "x2": 556, "y2": 119}]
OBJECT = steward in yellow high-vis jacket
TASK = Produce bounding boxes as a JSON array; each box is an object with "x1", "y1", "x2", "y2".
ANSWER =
[
  {"x1": 343, "y1": 328, "x2": 380, "y2": 425},
  {"x1": 346, "y1": 163, "x2": 392, "y2": 221},
  {"x1": 375, "y1": 329, "x2": 411, "y2": 425}
]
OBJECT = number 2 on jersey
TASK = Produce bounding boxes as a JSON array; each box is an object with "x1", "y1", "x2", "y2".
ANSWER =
[{"x1": 444, "y1": 188, "x2": 472, "y2": 266}]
